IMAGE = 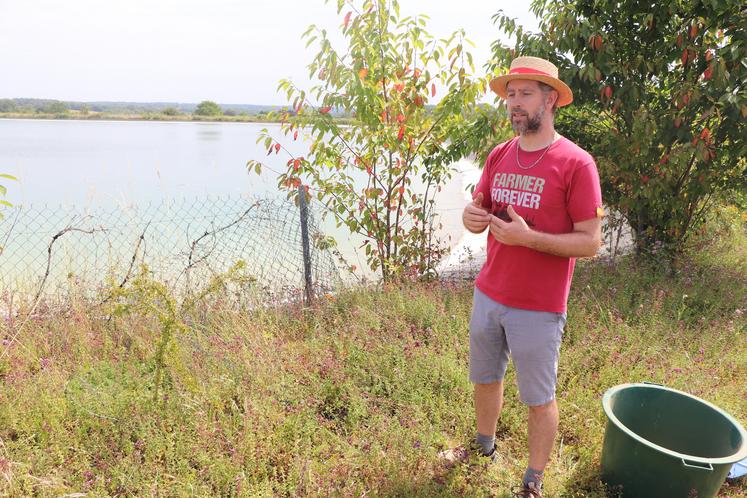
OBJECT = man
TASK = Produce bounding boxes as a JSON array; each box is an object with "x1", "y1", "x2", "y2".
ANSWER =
[{"x1": 462, "y1": 56, "x2": 603, "y2": 497}]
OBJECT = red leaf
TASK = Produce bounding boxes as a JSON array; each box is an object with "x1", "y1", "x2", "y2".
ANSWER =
[
  {"x1": 593, "y1": 35, "x2": 603, "y2": 51},
  {"x1": 397, "y1": 125, "x2": 405, "y2": 141},
  {"x1": 274, "y1": 143, "x2": 281, "y2": 154},
  {"x1": 431, "y1": 83, "x2": 436, "y2": 97},
  {"x1": 293, "y1": 159, "x2": 301, "y2": 171},
  {"x1": 320, "y1": 106, "x2": 332, "y2": 114},
  {"x1": 343, "y1": 11, "x2": 352, "y2": 29},
  {"x1": 703, "y1": 65, "x2": 713, "y2": 80},
  {"x1": 293, "y1": 130, "x2": 299, "y2": 140},
  {"x1": 396, "y1": 113, "x2": 405, "y2": 123}
]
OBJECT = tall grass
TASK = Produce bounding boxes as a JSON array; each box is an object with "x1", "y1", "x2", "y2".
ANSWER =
[{"x1": 0, "y1": 209, "x2": 745, "y2": 497}]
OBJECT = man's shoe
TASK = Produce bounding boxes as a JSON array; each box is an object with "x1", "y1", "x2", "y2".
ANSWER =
[
  {"x1": 437, "y1": 445, "x2": 468, "y2": 466},
  {"x1": 482, "y1": 443, "x2": 498, "y2": 462},
  {"x1": 437, "y1": 443, "x2": 498, "y2": 467},
  {"x1": 512, "y1": 481, "x2": 542, "y2": 497}
]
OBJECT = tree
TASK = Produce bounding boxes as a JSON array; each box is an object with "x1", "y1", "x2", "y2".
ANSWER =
[
  {"x1": 39, "y1": 101, "x2": 68, "y2": 114},
  {"x1": 194, "y1": 101, "x2": 222, "y2": 116},
  {"x1": 491, "y1": 1, "x2": 747, "y2": 258},
  {"x1": 0, "y1": 99, "x2": 17, "y2": 113},
  {"x1": 248, "y1": 0, "x2": 499, "y2": 280},
  {"x1": 162, "y1": 106, "x2": 180, "y2": 116}
]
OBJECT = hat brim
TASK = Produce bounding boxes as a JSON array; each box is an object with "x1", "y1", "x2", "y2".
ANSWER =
[{"x1": 489, "y1": 74, "x2": 573, "y2": 107}]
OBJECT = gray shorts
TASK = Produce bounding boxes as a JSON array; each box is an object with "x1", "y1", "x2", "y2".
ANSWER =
[{"x1": 469, "y1": 287, "x2": 566, "y2": 406}]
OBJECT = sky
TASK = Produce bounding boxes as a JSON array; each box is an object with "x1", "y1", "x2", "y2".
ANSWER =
[{"x1": 0, "y1": 0, "x2": 540, "y2": 106}]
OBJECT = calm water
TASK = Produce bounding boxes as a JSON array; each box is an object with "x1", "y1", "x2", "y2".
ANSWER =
[
  {"x1": 0, "y1": 119, "x2": 292, "y2": 207},
  {"x1": 0, "y1": 118, "x2": 472, "y2": 285}
]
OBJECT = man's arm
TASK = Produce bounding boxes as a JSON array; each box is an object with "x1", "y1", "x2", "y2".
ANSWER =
[{"x1": 488, "y1": 205, "x2": 602, "y2": 258}]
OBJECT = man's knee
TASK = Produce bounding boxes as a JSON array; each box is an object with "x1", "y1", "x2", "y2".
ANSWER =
[
  {"x1": 528, "y1": 398, "x2": 556, "y2": 413},
  {"x1": 475, "y1": 380, "x2": 503, "y2": 390}
]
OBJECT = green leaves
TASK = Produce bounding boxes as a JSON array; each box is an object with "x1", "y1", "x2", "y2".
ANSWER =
[
  {"x1": 0, "y1": 172, "x2": 16, "y2": 220},
  {"x1": 246, "y1": 0, "x2": 489, "y2": 280},
  {"x1": 493, "y1": 0, "x2": 747, "y2": 257}
]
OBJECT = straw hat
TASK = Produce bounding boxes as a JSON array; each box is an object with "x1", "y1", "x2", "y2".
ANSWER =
[{"x1": 489, "y1": 56, "x2": 573, "y2": 107}]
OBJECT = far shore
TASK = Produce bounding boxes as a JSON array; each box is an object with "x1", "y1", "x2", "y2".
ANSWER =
[
  {"x1": 0, "y1": 111, "x2": 354, "y2": 124},
  {"x1": 0, "y1": 111, "x2": 281, "y2": 123}
]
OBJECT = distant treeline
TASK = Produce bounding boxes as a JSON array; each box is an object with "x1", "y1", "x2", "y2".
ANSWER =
[
  {"x1": 0, "y1": 98, "x2": 290, "y2": 117},
  {"x1": 0, "y1": 98, "x2": 433, "y2": 121}
]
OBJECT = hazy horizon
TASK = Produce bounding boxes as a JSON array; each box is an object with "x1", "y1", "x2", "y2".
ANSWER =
[
  {"x1": 0, "y1": 0, "x2": 539, "y2": 105},
  {"x1": 1, "y1": 97, "x2": 289, "y2": 108}
]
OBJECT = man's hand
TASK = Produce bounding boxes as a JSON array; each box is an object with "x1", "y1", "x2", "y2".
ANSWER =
[
  {"x1": 488, "y1": 205, "x2": 531, "y2": 246},
  {"x1": 489, "y1": 206, "x2": 603, "y2": 257},
  {"x1": 463, "y1": 192, "x2": 490, "y2": 233}
]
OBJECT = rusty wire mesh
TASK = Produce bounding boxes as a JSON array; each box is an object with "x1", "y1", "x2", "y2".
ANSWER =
[{"x1": 0, "y1": 194, "x2": 340, "y2": 305}]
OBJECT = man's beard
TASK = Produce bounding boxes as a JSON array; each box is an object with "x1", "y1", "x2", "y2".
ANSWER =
[{"x1": 511, "y1": 106, "x2": 545, "y2": 135}]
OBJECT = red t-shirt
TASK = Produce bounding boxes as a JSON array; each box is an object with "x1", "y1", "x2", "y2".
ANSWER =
[{"x1": 473, "y1": 136, "x2": 603, "y2": 313}]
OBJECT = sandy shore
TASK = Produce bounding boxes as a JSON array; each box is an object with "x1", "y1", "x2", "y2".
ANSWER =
[{"x1": 435, "y1": 157, "x2": 488, "y2": 279}]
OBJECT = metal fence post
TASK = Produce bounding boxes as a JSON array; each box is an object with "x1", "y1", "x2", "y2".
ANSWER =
[{"x1": 298, "y1": 184, "x2": 314, "y2": 305}]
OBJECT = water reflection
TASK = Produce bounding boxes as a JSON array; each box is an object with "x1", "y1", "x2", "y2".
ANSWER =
[{"x1": 196, "y1": 124, "x2": 222, "y2": 141}]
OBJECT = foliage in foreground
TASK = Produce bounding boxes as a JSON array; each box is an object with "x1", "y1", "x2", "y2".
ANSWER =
[
  {"x1": 0, "y1": 213, "x2": 745, "y2": 497},
  {"x1": 491, "y1": 0, "x2": 747, "y2": 258},
  {"x1": 249, "y1": 0, "x2": 508, "y2": 281}
]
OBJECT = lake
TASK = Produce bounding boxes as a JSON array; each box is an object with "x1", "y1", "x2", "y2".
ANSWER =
[{"x1": 0, "y1": 119, "x2": 474, "y2": 293}]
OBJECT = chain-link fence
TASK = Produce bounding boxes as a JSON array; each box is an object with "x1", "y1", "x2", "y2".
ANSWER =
[{"x1": 0, "y1": 193, "x2": 340, "y2": 306}]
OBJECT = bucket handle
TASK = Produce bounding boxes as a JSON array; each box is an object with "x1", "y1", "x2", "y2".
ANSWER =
[
  {"x1": 682, "y1": 459, "x2": 713, "y2": 471},
  {"x1": 642, "y1": 381, "x2": 664, "y2": 386}
]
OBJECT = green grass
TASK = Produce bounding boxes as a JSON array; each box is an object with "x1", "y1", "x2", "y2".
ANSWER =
[{"x1": 0, "y1": 211, "x2": 745, "y2": 497}]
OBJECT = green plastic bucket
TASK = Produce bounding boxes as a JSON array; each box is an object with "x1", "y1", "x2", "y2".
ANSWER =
[{"x1": 601, "y1": 383, "x2": 747, "y2": 498}]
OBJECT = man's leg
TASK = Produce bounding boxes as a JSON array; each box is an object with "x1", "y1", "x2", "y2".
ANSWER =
[
  {"x1": 502, "y1": 306, "x2": 565, "y2": 491},
  {"x1": 475, "y1": 380, "x2": 504, "y2": 437},
  {"x1": 527, "y1": 399, "x2": 559, "y2": 471},
  {"x1": 468, "y1": 288, "x2": 510, "y2": 457}
]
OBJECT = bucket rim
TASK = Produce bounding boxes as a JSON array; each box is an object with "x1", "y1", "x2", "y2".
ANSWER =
[{"x1": 602, "y1": 382, "x2": 747, "y2": 465}]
